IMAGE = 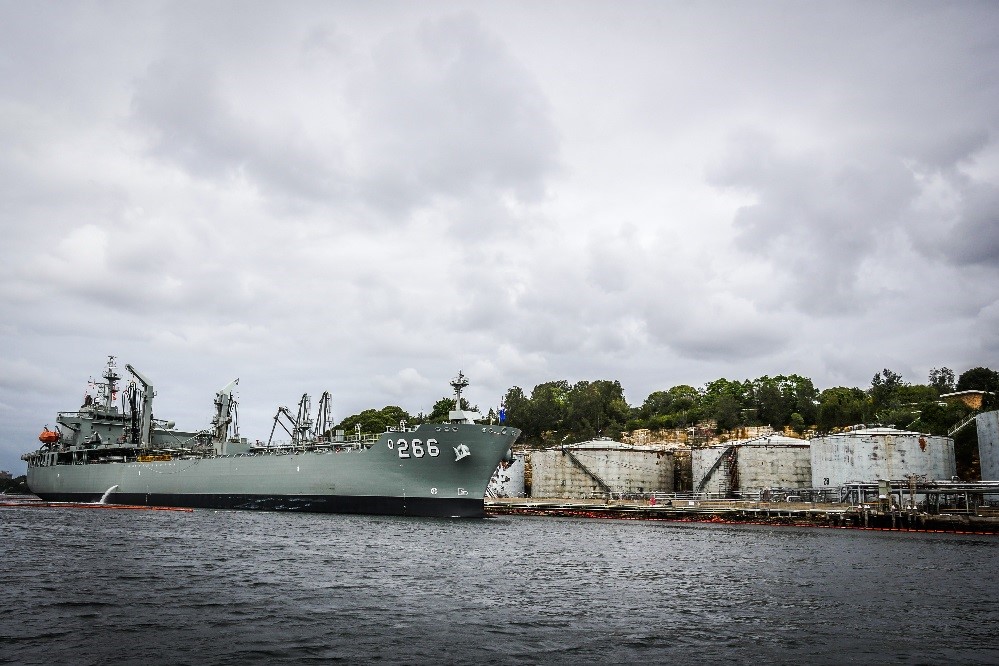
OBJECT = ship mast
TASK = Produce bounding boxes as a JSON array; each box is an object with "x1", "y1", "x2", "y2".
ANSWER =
[
  {"x1": 448, "y1": 371, "x2": 481, "y2": 424},
  {"x1": 100, "y1": 356, "x2": 121, "y2": 413},
  {"x1": 451, "y1": 371, "x2": 469, "y2": 412}
]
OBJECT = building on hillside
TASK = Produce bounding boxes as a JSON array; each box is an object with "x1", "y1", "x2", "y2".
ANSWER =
[{"x1": 940, "y1": 390, "x2": 993, "y2": 410}]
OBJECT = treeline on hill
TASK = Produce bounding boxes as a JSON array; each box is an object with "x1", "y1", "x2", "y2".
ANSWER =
[
  {"x1": 334, "y1": 366, "x2": 998, "y2": 443},
  {"x1": 332, "y1": 397, "x2": 485, "y2": 438},
  {"x1": 501, "y1": 367, "x2": 998, "y2": 447},
  {"x1": 330, "y1": 366, "x2": 997, "y2": 477},
  {"x1": 0, "y1": 475, "x2": 29, "y2": 494},
  {"x1": 498, "y1": 366, "x2": 998, "y2": 480}
]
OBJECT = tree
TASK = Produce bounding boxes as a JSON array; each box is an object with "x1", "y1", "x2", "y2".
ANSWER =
[
  {"x1": 640, "y1": 390, "x2": 673, "y2": 420},
  {"x1": 530, "y1": 380, "x2": 571, "y2": 440},
  {"x1": 713, "y1": 394, "x2": 742, "y2": 433},
  {"x1": 754, "y1": 378, "x2": 788, "y2": 428},
  {"x1": 956, "y1": 367, "x2": 999, "y2": 410},
  {"x1": 956, "y1": 367, "x2": 999, "y2": 392},
  {"x1": 789, "y1": 412, "x2": 806, "y2": 434},
  {"x1": 870, "y1": 368, "x2": 905, "y2": 414},
  {"x1": 667, "y1": 385, "x2": 700, "y2": 411},
  {"x1": 565, "y1": 380, "x2": 629, "y2": 440},
  {"x1": 335, "y1": 405, "x2": 412, "y2": 436},
  {"x1": 928, "y1": 367, "x2": 956, "y2": 394},
  {"x1": 502, "y1": 386, "x2": 531, "y2": 432},
  {"x1": 423, "y1": 396, "x2": 476, "y2": 423},
  {"x1": 914, "y1": 401, "x2": 970, "y2": 437},
  {"x1": 703, "y1": 378, "x2": 750, "y2": 421},
  {"x1": 818, "y1": 387, "x2": 870, "y2": 432},
  {"x1": 790, "y1": 375, "x2": 819, "y2": 426}
]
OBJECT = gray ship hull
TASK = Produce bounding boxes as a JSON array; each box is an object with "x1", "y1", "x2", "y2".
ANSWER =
[{"x1": 28, "y1": 423, "x2": 521, "y2": 518}]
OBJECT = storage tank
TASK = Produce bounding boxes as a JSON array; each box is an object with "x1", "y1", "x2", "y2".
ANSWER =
[
  {"x1": 692, "y1": 435, "x2": 811, "y2": 497},
  {"x1": 486, "y1": 452, "x2": 526, "y2": 497},
  {"x1": 528, "y1": 439, "x2": 677, "y2": 499},
  {"x1": 810, "y1": 426, "x2": 956, "y2": 487},
  {"x1": 977, "y1": 411, "x2": 999, "y2": 482}
]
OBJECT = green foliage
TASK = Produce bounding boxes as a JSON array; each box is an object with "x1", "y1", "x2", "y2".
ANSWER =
[
  {"x1": 501, "y1": 379, "x2": 630, "y2": 446},
  {"x1": 627, "y1": 383, "x2": 702, "y2": 431},
  {"x1": 818, "y1": 386, "x2": 870, "y2": 432},
  {"x1": 0, "y1": 475, "x2": 29, "y2": 494},
  {"x1": 929, "y1": 367, "x2": 955, "y2": 394},
  {"x1": 911, "y1": 401, "x2": 970, "y2": 436},
  {"x1": 564, "y1": 379, "x2": 630, "y2": 440},
  {"x1": 869, "y1": 368, "x2": 905, "y2": 412},
  {"x1": 421, "y1": 396, "x2": 476, "y2": 423},
  {"x1": 896, "y1": 384, "x2": 938, "y2": 405},
  {"x1": 789, "y1": 412, "x2": 806, "y2": 434},
  {"x1": 746, "y1": 374, "x2": 818, "y2": 430},
  {"x1": 712, "y1": 394, "x2": 742, "y2": 433},
  {"x1": 335, "y1": 405, "x2": 412, "y2": 437},
  {"x1": 640, "y1": 390, "x2": 673, "y2": 419},
  {"x1": 956, "y1": 367, "x2": 999, "y2": 409},
  {"x1": 333, "y1": 365, "x2": 996, "y2": 466}
]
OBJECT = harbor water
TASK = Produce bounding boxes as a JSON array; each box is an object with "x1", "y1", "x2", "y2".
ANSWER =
[{"x1": 1, "y1": 507, "x2": 996, "y2": 665}]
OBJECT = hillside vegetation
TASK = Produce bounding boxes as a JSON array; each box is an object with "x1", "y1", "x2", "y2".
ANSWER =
[{"x1": 335, "y1": 366, "x2": 998, "y2": 480}]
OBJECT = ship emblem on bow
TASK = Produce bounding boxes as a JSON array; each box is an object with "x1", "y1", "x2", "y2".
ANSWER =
[{"x1": 453, "y1": 443, "x2": 470, "y2": 461}]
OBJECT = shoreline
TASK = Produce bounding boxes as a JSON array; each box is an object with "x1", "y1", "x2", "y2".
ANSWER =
[{"x1": 485, "y1": 497, "x2": 999, "y2": 534}]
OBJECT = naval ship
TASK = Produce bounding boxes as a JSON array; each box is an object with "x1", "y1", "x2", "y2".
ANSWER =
[{"x1": 22, "y1": 358, "x2": 520, "y2": 518}]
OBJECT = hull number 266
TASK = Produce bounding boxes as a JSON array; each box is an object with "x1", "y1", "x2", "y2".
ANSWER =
[{"x1": 388, "y1": 438, "x2": 440, "y2": 459}]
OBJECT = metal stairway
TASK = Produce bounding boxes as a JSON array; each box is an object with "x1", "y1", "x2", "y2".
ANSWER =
[
  {"x1": 948, "y1": 412, "x2": 979, "y2": 438},
  {"x1": 565, "y1": 450, "x2": 613, "y2": 495},
  {"x1": 695, "y1": 445, "x2": 737, "y2": 495}
]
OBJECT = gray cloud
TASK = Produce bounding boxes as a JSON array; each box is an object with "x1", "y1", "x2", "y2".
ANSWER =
[{"x1": 2, "y1": 2, "x2": 998, "y2": 474}]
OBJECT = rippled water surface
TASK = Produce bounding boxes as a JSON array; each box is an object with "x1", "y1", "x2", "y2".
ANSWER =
[{"x1": 1, "y1": 507, "x2": 996, "y2": 665}]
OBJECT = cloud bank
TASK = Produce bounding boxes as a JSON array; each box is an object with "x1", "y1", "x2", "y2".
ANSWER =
[{"x1": 1, "y1": 2, "x2": 997, "y2": 472}]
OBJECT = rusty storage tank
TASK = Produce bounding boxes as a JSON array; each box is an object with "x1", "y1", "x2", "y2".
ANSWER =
[
  {"x1": 810, "y1": 426, "x2": 956, "y2": 487},
  {"x1": 486, "y1": 451, "x2": 526, "y2": 497},
  {"x1": 692, "y1": 434, "x2": 811, "y2": 497},
  {"x1": 977, "y1": 411, "x2": 999, "y2": 482},
  {"x1": 528, "y1": 439, "x2": 678, "y2": 499}
]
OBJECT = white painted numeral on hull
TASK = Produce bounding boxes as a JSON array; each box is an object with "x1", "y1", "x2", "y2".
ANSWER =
[{"x1": 390, "y1": 438, "x2": 440, "y2": 459}]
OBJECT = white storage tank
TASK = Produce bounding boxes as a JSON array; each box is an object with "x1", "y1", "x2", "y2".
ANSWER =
[
  {"x1": 528, "y1": 439, "x2": 677, "y2": 499},
  {"x1": 692, "y1": 435, "x2": 811, "y2": 496},
  {"x1": 976, "y1": 411, "x2": 999, "y2": 482},
  {"x1": 486, "y1": 452, "x2": 526, "y2": 497},
  {"x1": 810, "y1": 426, "x2": 956, "y2": 487}
]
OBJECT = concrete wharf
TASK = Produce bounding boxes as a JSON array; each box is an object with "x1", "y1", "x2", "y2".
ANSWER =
[{"x1": 485, "y1": 496, "x2": 999, "y2": 534}]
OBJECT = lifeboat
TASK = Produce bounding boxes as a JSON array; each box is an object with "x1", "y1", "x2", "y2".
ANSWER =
[{"x1": 38, "y1": 428, "x2": 60, "y2": 444}]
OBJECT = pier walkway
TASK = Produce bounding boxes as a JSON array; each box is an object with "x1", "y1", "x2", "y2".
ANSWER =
[{"x1": 485, "y1": 497, "x2": 999, "y2": 533}]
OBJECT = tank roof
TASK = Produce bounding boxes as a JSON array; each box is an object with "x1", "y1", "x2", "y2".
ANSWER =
[
  {"x1": 816, "y1": 425, "x2": 940, "y2": 438},
  {"x1": 552, "y1": 439, "x2": 674, "y2": 452},
  {"x1": 700, "y1": 434, "x2": 808, "y2": 449}
]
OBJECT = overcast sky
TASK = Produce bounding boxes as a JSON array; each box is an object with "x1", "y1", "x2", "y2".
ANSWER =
[{"x1": 2, "y1": 1, "x2": 997, "y2": 473}]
